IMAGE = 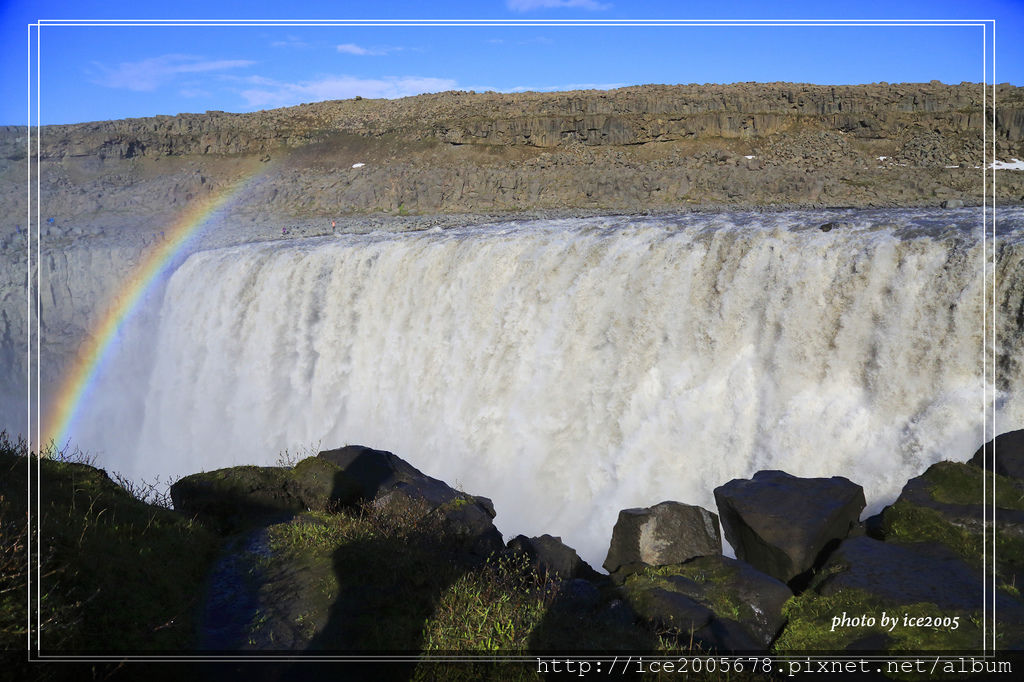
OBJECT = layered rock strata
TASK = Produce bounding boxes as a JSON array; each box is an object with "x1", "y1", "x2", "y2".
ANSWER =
[{"x1": 3, "y1": 82, "x2": 1023, "y2": 229}]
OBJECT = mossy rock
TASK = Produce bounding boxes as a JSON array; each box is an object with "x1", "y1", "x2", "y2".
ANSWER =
[
  {"x1": 773, "y1": 535, "x2": 1024, "y2": 654},
  {"x1": 774, "y1": 585, "x2": 983, "y2": 653},
  {"x1": 912, "y1": 460, "x2": 1024, "y2": 510},
  {"x1": 880, "y1": 461, "x2": 1024, "y2": 591},
  {"x1": 235, "y1": 504, "x2": 507, "y2": 651},
  {"x1": 170, "y1": 457, "x2": 359, "y2": 531},
  {"x1": 622, "y1": 556, "x2": 792, "y2": 651}
]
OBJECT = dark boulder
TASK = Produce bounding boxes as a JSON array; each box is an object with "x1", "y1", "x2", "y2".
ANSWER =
[
  {"x1": 171, "y1": 457, "x2": 349, "y2": 530},
  {"x1": 319, "y1": 445, "x2": 503, "y2": 556},
  {"x1": 505, "y1": 534, "x2": 600, "y2": 581},
  {"x1": 622, "y1": 555, "x2": 792, "y2": 652},
  {"x1": 970, "y1": 429, "x2": 1024, "y2": 481},
  {"x1": 318, "y1": 445, "x2": 453, "y2": 504},
  {"x1": 603, "y1": 501, "x2": 722, "y2": 577},
  {"x1": 714, "y1": 470, "x2": 865, "y2": 586},
  {"x1": 558, "y1": 578, "x2": 601, "y2": 607}
]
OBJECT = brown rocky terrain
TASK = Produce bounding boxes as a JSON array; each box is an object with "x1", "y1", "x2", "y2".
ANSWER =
[{"x1": 2, "y1": 81, "x2": 1024, "y2": 230}]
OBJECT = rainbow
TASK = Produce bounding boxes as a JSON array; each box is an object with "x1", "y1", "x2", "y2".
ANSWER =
[{"x1": 43, "y1": 160, "x2": 273, "y2": 450}]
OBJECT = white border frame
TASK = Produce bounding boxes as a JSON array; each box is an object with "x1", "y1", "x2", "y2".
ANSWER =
[{"x1": 22, "y1": 17, "x2": 1002, "y2": 668}]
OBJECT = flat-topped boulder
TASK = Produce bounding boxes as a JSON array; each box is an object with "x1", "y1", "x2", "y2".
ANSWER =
[
  {"x1": 603, "y1": 501, "x2": 721, "y2": 577},
  {"x1": 714, "y1": 470, "x2": 865, "y2": 586}
]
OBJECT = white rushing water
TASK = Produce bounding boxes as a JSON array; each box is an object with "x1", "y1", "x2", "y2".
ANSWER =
[{"x1": 66, "y1": 209, "x2": 1024, "y2": 567}]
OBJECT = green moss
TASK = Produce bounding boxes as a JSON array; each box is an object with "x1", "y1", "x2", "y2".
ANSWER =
[
  {"x1": 265, "y1": 511, "x2": 363, "y2": 555},
  {"x1": 773, "y1": 588, "x2": 980, "y2": 654},
  {"x1": 438, "y1": 495, "x2": 473, "y2": 513},
  {"x1": 883, "y1": 501, "x2": 979, "y2": 559},
  {"x1": 922, "y1": 461, "x2": 1024, "y2": 510},
  {"x1": 624, "y1": 562, "x2": 749, "y2": 626},
  {"x1": 882, "y1": 497, "x2": 1024, "y2": 593}
]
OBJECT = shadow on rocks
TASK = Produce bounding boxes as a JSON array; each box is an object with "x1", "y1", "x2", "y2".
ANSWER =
[{"x1": 511, "y1": 535, "x2": 659, "y2": 656}]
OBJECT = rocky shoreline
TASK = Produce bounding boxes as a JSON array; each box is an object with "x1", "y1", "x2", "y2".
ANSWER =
[
  {"x1": 161, "y1": 429, "x2": 1024, "y2": 655},
  {"x1": 4, "y1": 424, "x2": 1023, "y2": 682}
]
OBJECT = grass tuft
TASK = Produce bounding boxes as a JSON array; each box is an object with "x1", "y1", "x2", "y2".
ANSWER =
[{"x1": 0, "y1": 430, "x2": 223, "y2": 652}]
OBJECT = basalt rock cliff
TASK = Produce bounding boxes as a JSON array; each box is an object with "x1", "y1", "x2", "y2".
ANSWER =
[{"x1": 2, "y1": 82, "x2": 1024, "y2": 224}]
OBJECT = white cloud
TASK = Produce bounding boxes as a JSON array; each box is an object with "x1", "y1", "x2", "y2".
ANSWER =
[
  {"x1": 88, "y1": 54, "x2": 255, "y2": 92},
  {"x1": 238, "y1": 74, "x2": 459, "y2": 108},
  {"x1": 507, "y1": 0, "x2": 612, "y2": 11},
  {"x1": 337, "y1": 43, "x2": 398, "y2": 56},
  {"x1": 272, "y1": 36, "x2": 314, "y2": 49}
]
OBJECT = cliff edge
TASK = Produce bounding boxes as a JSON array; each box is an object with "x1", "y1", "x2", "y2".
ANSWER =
[{"x1": 2, "y1": 82, "x2": 1023, "y2": 223}]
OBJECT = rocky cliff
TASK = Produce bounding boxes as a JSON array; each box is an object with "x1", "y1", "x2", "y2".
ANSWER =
[{"x1": 2, "y1": 82, "x2": 1023, "y2": 225}]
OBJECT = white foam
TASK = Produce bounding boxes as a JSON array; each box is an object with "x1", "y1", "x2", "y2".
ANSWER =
[
  {"x1": 352, "y1": 162, "x2": 365, "y2": 169},
  {"x1": 66, "y1": 212, "x2": 1024, "y2": 568}
]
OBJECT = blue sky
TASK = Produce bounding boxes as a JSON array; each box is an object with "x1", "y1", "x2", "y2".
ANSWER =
[{"x1": 2, "y1": 1, "x2": 1022, "y2": 125}]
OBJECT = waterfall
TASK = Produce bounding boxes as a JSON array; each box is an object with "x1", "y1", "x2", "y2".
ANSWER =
[{"x1": 73, "y1": 210, "x2": 1024, "y2": 567}]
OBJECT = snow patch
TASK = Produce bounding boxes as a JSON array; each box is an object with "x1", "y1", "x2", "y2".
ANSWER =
[{"x1": 991, "y1": 159, "x2": 1024, "y2": 171}]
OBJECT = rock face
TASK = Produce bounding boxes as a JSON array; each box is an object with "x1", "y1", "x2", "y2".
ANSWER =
[
  {"x1": 603, "y1": 501, "x2": 721, "y2": 576},
  {"x1": 3, "y1": 82, "x2": 1022, "y2": 235},
  {"x1": 621, "y1": 556, "x2": 792, "y2": 652},
  {"x1": 317, "y1": 445, "x2": 503, "y2": 555},
  {"x1": 970, "y1": 429, "x2": 1024, "y2": 481},
  {"x1": 9, "y1": 83, "x2": 1021, "y2": 161},
  {"x1": 714, "y1": 470, "x2": 865, "y2": 585}
]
